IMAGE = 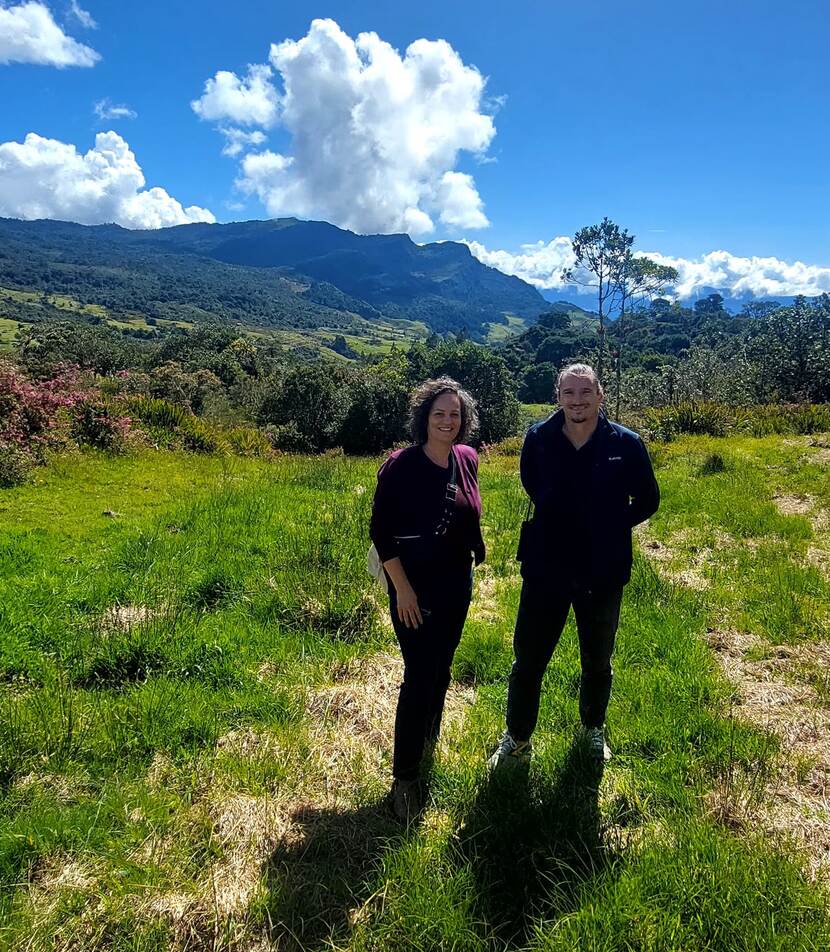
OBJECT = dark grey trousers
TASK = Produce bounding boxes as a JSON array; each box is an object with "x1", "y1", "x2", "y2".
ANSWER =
[{"x1": 506, "y1": 578, "x2": 623, "y2": 740}]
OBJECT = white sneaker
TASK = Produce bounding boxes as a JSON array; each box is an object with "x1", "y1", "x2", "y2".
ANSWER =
[
  {"x1": 488, "y1": 730, "x2": 532, "y2": 771},
  {"x1": 584, "y1": 726, "x2": 611, "y2": 763}
]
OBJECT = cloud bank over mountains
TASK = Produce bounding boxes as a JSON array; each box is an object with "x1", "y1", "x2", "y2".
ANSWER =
[
  {"x1": 0, "y1": 132, "x2": 215, "y2": 228},
  {"x1": 464, "y1": 238, "x2": 830, "y2": 300},
  {"x1": 192, "y1": 18, "x2": 494, "y2": 236},
  {"x1": 0, "y1": 1, "x2": 99, "y2": 67}
]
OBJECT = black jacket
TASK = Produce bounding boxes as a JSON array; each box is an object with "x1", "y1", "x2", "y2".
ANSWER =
[{"x1": 518, "y1": 410, "x2": 660, "y2": 587}]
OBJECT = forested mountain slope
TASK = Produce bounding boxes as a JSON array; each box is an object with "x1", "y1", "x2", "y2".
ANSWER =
[{"x1": 0, "y1": 217, "x2": 547, "y2": 338}]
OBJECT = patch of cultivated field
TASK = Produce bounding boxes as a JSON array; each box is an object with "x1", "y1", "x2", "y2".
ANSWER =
[
  {"x1": 1, "y1": 437, "x2": 829, "y2": 950},
  {"x1": 0, "y1": 319, "x2": 20, "y2": 349}
]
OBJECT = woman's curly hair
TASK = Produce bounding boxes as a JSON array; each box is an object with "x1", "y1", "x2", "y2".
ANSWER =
[{"x1": 408, "y1": 376, "x2": 479, "y2": 445}]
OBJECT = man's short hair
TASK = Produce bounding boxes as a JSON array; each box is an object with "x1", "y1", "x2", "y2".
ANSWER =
[{"x1": 556, "y1": 362, "x2": 603, "y2": 396}]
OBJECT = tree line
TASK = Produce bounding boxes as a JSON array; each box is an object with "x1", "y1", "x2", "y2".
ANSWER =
[{"x1": 13, "y1": 321, "x2": 519, "y2": 453}]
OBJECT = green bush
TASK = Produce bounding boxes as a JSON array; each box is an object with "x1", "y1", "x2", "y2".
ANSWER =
[
  {"x1": 488, "y1": 435, "x2": 524, "y2": 456},
  {"x1": 738, "y1": 403, "x2": 830, "y2": 437},
  {"x1": 648, "y1": 402, "x2": 830, "y2": 442},
  {"x1": 645, "y1": 402, "x2": 733, "y2": 440},
  {"x1": 227, "y1": 426, "x2": 273, "y2": 458},
  {"x1": 70, "y1": 400, "x2": 130, "y2": 452},
  {"x1": 126, "y1": 396, "x2": 190, "y2": 431},
  {"x1": 179, "y1": 417, "x2": 224, "y2": 454},
  {"x1": 698, "y1": 452, "x2": 729, "y2": 475},
  {"x1": 257, "y1": 363, "x2": 352, "y2": 452},
  {"x1": 0, "y1": 440, "x2": 34, "y2": 487}
]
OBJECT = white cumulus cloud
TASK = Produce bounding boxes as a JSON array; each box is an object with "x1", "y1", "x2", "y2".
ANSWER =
[
  {"x1": 465, "y1": 237, "x2": 830, "y2": 299},
  {"x1": 93, "y1": 97, "x2": 137, "y2": 121},
  {"x1": 197, "y1": 18, "x2": 495, "y2": 236},
  {"x1": 0, "y1": 131, "x2": 215, "y2": 228},
  {"x1": 464, "y1": 237, "x2": 576, "y2": 289},
  {"x1": 0, "y1": 1, "x2": 99, "y2": 67},
  {"x1": 220, "y1": 126, "x2": 267, "y2": 158},
  {"x1": 68, "y1": 0, "x2": 96, "y2": 29},
  {"x1": 191, "y1": 63, "x2": 280, "y2": 127},
  {"x1": 641, "y1": 249, "x2": 830, "y2": 299}
]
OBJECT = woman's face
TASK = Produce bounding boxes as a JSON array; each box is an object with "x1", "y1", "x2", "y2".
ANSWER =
[{"x1": 427, "y1": 391, "x2": 462, "y2": 445}]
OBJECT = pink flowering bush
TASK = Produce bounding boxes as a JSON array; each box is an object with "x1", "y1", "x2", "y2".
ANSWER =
[
  {"x1": 0, "y1": 360, "x2": 83, "y2": 455},
  {"x1": 0, "y1": 361, "x2": 133, "y2": 484}
]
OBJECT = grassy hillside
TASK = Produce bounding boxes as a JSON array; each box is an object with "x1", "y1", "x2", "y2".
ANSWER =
[
  {"x1": 0, "y1": 284, "x2": 430, "y2": 359},
  {"x1": 0, "y1": 435, "x2": 829, "y2": 950}
]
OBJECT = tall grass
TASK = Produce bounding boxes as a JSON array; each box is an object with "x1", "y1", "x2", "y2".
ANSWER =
[{"x1": 645, "y1": 401, "x2": 830, "y2": 441}]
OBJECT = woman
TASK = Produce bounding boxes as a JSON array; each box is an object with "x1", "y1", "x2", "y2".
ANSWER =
[{"x1": 370, "y1": 377, "x2": 485, "y2": 821}]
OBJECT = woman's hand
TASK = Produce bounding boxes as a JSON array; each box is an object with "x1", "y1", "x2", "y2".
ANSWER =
[
  {"x1": 382, "y1": 557, "x2": 423, "y2": 629},
  {"x1": 394, "y1": 580, "x2": 423, "y2": 629}
]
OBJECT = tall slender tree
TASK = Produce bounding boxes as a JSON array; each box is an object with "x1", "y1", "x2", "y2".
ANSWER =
[{"x1": 562, "y1": 217, "x2": 633, "y2": 378}]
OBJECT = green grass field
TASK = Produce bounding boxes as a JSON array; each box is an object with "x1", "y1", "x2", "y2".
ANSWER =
[
  {"x1": 1, "y1": 436, "x2": 829, "y2": 950},
  {"x1": 0, "y1": 320, "x2": 20, "y2": 350}
]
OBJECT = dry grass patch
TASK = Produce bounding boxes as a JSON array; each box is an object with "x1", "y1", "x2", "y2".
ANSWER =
[
  {"x1": 147, "y1": 793, "x2": 289, "y2": 946},
  {"x1": 13, "y1": 772, "x2": 91, "y2": 804},
  {"x1": 637, "y1": 526, "x2": 716, "y2": 591},
  {"x1": 772, "y1": 493, "x2": 816, "y2": 517},
  {"x1": 99, "y1": 603, "x2": 160, "y2": 631},
  {"x1": 469, "y1": 567, "x2": 500, "y2": 623},
  {"x1": 310, "y1": 650, "x2": 475, "y2": 760},
  {"x1": 23, "y1": 854, "x2": 100, "y2": 938},
  {"x1": 705, "y1": 627, "x2": 830, "y2": 880},
  {"x1": 146, "y1": 648, "x2": 475, "y2": 948}
]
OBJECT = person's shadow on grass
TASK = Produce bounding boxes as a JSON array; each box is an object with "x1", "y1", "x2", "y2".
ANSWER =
[
  {"x1": 458, "y1": 736, "x2": 613, "y2": 947},
  {"x1": 261, "y1": 798, "x2": 404, "y2": 952}
]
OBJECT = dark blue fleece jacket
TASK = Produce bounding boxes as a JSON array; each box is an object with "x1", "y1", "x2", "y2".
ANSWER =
[{"x1": 518, "y1": 410, "x2": 660, "y2": 587}]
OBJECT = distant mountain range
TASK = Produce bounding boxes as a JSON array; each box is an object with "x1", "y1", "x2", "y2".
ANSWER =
[
  {"x1": 0, "y1": 217, "x2": 548, "y2": 339},
  {"x1": 540, "y1": 285, "x2": 799, "y2": 314}
]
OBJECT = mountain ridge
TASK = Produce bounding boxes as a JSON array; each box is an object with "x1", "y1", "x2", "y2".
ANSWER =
[{"x1": 0, "y1": 217, "x2": 548, "y2": 339}]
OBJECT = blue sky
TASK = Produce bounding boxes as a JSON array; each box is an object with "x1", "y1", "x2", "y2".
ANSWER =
[{"x1": 1, "y1": 0, "x2": 829, "y2": 296}]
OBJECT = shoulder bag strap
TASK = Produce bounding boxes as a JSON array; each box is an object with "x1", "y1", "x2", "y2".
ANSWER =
[{"x1": 433, "y1": 448, "x2": 458, "y2": 536}]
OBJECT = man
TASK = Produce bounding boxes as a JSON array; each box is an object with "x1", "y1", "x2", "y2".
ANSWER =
[{"x1": 490, "y1": 362, "x2": 659, "y2": 767}]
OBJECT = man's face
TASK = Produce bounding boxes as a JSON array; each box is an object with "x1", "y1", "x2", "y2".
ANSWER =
[{"x1": 558, "y1": 373, "x2": 602, "y2": 426}]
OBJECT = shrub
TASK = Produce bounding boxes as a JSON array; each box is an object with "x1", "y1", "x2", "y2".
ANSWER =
[
  {"x1": 126, "y1": 396, "x2": 190, "y2": 431},
  {"x1": 265, "y1": 421, "x2": 312, "y2": 452},
  {"x1": 644, "y1": 402, "x2": 732, "y2": 441},
  {"x1": 733, "y1": 404, "x2": 830, "y2": 437},
  {"x1": 488, "y1": 435, "x2": 524, "y2": 456},
  {"x1": 71, "y1": 400, "x2": 131, "y2": 452},
  {"x1": 770, "y1": 403, "x2": 830, "y2": 435},
  {"x1": 0, "y1": 361, "x2": 88, "y2": 456},
  {"x1": 227, "y1": 426, "x2": 273, "y2": 458},
  {"x1": 179, "y1": 417, "x2": 225, "y2": 454},
  {"x1": 257, "y1": 363, "x2": 352, "y2": 452},
  {"x1": 0, "y1": 440, "x2": 34, "y2": 487},
  {"x1": 337, "y1": 364, "x2": 409, "y2": 454},
  {"x1": 412, "y1": 340, "x2": 521, "y2": 444},
  {"x1": 699, "y1": 452, "x2": 728, "y2": 475},
  {"x1": 644, "y1": 401, "x2": 830, "y2": 441}
]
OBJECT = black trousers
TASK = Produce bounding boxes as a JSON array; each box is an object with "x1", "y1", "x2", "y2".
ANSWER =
[
  {"x1": 389, "y1": 566, "x2": 472, "y2": 781},
  {"x1": 506, "y1": 577, "x2": 623, "y2": 741}
]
